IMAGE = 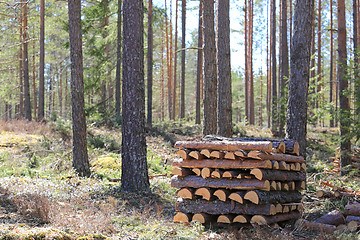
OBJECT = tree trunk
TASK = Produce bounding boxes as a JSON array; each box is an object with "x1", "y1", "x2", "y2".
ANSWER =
[
  {"x1": 244, "y1": 190, "x2": 303, "y2": 204},
  {"x1": 172, "y1": 0, "x2": 178, "y2": 119},
  {"x1": 147, "y1": 0, "x2": 153, "y2": 126},
  {"x1": 195, "y1": 1, "x2": 203, "y2": 125},
  {"x1": 338, "y1": 0, "x2": 352, "y2": 175},
  {"x1": 68, "y1": 0, "x2": 90, "y2": 177},
  {"x1": 115, "y1": 0, "x2": 122, "y2": 119},
  {"x1": 32, "y1": 38, "x2": 37, "y2": 121},
  {"x1": 317, "y1": 0, "x2": 322, "y2": 125},
  {"x1": 202, "y1": 0, "x2": 217, "y2": 135},
  {"x1": 266, "y1": 0, "x2": 271, "y2": 128},
  {"x1": 286, "y1": 0, "x2": 314, "y2": 157},
  {"x1": 249, "y1": 0, "x2": 254, "y2": 125},
  {"x1": 271, "y1": 0, "x2": 277, "y2": 135},
  {"x1": 217, "y1": 0, "x2": 232, "y2": 137},
  {"x1": 180, "y1": 0, "x2": 186, "y2": 119},
  {"x1": 354, "y1": 0, "x2": 360, "y2": 117},
  {"x1": 314, "y1": 210, "x2": 345, "y2": 226},
  {"x1": 160, "y1": 23, "x2": 165, "y2": 121},
  {"x1": 38, "y1": 0, "x2": 45, "y2": 121},
  {"x1": 251, "y1": 211, "x2": 301, "y2": 225},
  {"x1": 329, "y1": 0, "x2": 334, "y2": 127},
  {"x1": 121, "y1": 0, "x2": 150, "y2": 192}
]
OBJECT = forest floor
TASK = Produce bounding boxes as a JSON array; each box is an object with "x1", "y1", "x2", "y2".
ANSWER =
[{"x1": 0, "y1": 119, "x2": 358, "y2": 239}]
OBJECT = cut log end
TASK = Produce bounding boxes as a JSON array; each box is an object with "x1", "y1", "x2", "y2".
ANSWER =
[
  {"x1": 201, "y1": 168, "x2": 212, "y2": 178},
  {"x1": 174, "y1": 212, "x2": 192, "y2": 223},
  {"x1": 195, "y1": 188, "x2": 213, "y2": 201},
  {"x1": 233, "y1": 215, "x2": 249, "y2": 223},
  {"x1": 192, "y1": 213, "x2": 211, "y2": 224},
  {"x1": 214, "y1": 189, "x2": 229, "y2": 202},
  {"x1": 229, "y1": 192, "x2": 244, "y2": 204},
  {"x1": 177, "y1": 188, "x2": 195, "y2": 200},
  {"x1": 189, "y1": 151, "x2": 203, "y2": 160},
  {"x1": 244, "y1": 191, "x2": 259, "y2": 204},
  {"x1": 200, "y1": 149, "x2": 211, "y2": 158},
  {"x1": 217, "y1": 215, "x2": 233, "y2": 223}
]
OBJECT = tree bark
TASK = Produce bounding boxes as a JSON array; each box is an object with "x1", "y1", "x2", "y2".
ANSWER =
[
  {"x1": 195, "y1": 1, "x2": 203, "y2": 124},
  {"x1": 180, "y1": 0, "x2": 186, "y2": 119},
  {"x1": 172, "y1": 0, "x2": 178, "y2": 119},
  {"x1": 329, "y1": 0, "x2": 334, "y2": 127},
  {"x1": 22, "y1": 0, "x2": 31, "y2": 121},
  {"x1": 115, "y1": 0, "x2": 122, "y2": 119},
  {"x1": 251, "y1": 211, "x2": 301, "y2": 225},
  {"x1": 147, "y1": 0, "x2": 153, "y2": 126},
  {"x1": 202, "y1": 0, "x2": 217, "y2": 135},
  {"x1": 68, "y1": 0, "x2": 90, "y2": 177},
  {"x1": 314, "y1": 210, "x2": 345, "y2": 226},
  {"x1": 344, "y1": 203, "x2": 360, "y2": 216},
  {"x1": 217, "y1": 0, "x2": 232, "y2": 137},
  {"x1": 338, "y1": 0, "x2": 352, "y2": 175},
  {"x1": 271, "y1": 0, "x2": 278, "y2": 135},
  {"x1": 286, "y1": 0, "x2": 314, "y2": 157},
  {"x1": 250, "y1": 168, "x2": 306, "y2": 181},
  {"x1": 121, "y1": 0, "x2": 150, "y2": 192},
  {"x1": 244, "y1": 190, "x2": 303, "y2": 204},
  {"x1": 296, "y1": 219, "x2": 337, "y2": 233}
]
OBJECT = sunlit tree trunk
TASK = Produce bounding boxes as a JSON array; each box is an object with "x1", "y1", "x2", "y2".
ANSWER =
[
  {"x1": 195, "y1": 1, "x2": 203, "y2": 125},
  {"x1": 271, "y1": 0, "x2": 277, "y2": 135},
  {"x1": 180, "y1": 0, "x2": 186, "y2": 119},
  {"x1": 38, "y1": 0, "x2": 45, "y2": 121},
  {"x1": 115, "y1": 0, "x2": 122, "y2": 118},
  {"x1": 147, "y1": 0, "x2": 153, "y2": 126},
  {"x1": 329, "y1": 0, "x2": 334, "y2": 127}
]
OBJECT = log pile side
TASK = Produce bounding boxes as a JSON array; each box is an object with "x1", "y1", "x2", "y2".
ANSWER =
[
  {"x1": 171, "y1": 137, "x2": 305, "y2": 225},
  {"x1": 330, "y1": 148, "x2": 360, "y2": 174}
]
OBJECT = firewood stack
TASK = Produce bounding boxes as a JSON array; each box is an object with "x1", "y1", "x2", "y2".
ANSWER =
[
  {"x1": 330, "y1": 147, "x2": 360, "y2": 174},
  {"x1": 171, "y1": 136, "x2": 306, "y2": 226},
  {"x1": 344, "y1": 203, "x2": 360, "y2": 231}
]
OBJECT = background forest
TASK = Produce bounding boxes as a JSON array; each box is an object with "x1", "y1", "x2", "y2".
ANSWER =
[{"x1": 0, "y1": 0, "x2": 359, "y2": 239}]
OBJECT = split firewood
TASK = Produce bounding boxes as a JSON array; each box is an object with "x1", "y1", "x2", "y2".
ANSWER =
[
  {"x1": 171, "y1": 175, "x2": 271, "y2": 191},
  {"x1": 314, "y1": 210, "x2": 345, "y2": 226},
  {"x1": 201, "y1": 167, "x2": 213, "y2": 178},
  {"x1": 275, "y1": 204, "x2": 283, "y2": 213},
  {"x1": 189, "y1": 150, "x2": 203, "y2": 160},
  {"x1": 247, "y1": 151, "x2": 305, "y2": 163},
  {"x1": 213, "y1": 189, "x2": 231, "y2": 202},
  {"x1": 276, "y1": 182, "x2": 282, "y2": 191},
  {"x1": 300, "y1": 163, "x2": 307, "y2": 172},
  {"x1": 268, "y1": 181, "x2": 276, "y2": 191},
  {"x1": 176, "y1": 199, "x2": 278, "y2": 215},
  {"x1": 290, "y1": 164, "x2": 296, "y2": 171},
  {"x1": 274, "y1": 141, "x2": 286, "y2": 154},
  {"x1": 177, "y1": 149, "x2": 191, "y2": 160},
  {"x1": 195, "y1": 187, "x2": 214, "y2": 200},
  {"x1": 233, "y1": 215, "x2": 251, "y2": 223},
  {"x1": 200, "y1": 149, "x2": 211, "y2": 158},
  {"x1": 278, "y1": 161, "x2": 289, "y2": 171},
  {"x1": 171, "y1": 167, "x2": 193, "y2": 177},
  {"x1": 295, "y1": 219, "x2": 336, "y2": 233},
  {"x1": 281, "y1": 183, "x2": 289, "y2": 191},
  {"x1": 236, "y1": 172, "x2": 253, "y2": 179},
  {"x1": 210, "y1": 150, "x2": 225, "y2": 159},
  {"x1": 344, "y1": 203, "x2": 360, "y2": 216},
  {"x1": 224, "y1": 152, "x2": 237, "y2": 160},
  {"x1": 192, "y1": 168, "x2": 201, "y2": 176},
  {"x1": 282, "y1": 205, "x2": 290, "y2": 213},
  {"x1": 222, "y1": 170, "x2": 239, "y2": 178},
  {"x1": 234, "y1": 150, "x2": 247, "y2": 157},
  {"x1": 174, "y1": 140, "x2": 274, "y2": 152},
  {"x1": 192, "y1": 213, "x2": 212, "y2": 224},
  {"x1": 210, "y1": 169, "x2": 224, "y2": 178},
  {"x1": 217, "y1": 214, "x2": 234, "y2": 223},
  {"x1": 243, "y1": 190, "x2": 303, "y2": 204},
  {"x1": 288, "y1": 182, "x2": 296, "y2": 191},
  {"x1": 272, "y1": 161, "x2": 279, "y2": 170},
  {"x1": 173, "y1": 158, "x2": 273, "y2": 170},
  {"x1": 177, "y1": 188, "x2": 195, "y2": 199},
  {"x1": 228, "y1": 191, "x2": 246, "y2": 204},
  {"x1": 174, "y1": 212, "x2": 192, "y2": 223},
  {"x1": 250, "y1": 168, "x2": 306, "y2": 181},
  {"x1": 250, "y1": 211, "x2": 301, "y2": 225}
]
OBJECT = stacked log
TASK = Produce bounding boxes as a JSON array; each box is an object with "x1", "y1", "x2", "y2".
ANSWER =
[
  {"x1": 172, "y1": 138, "x2": 305, "y2": 226},
  {"x1": 330, "y1": 149, "x2": 360, "y2": 173},
  {"x1": 344, "y1": 203, "x2": 360, "y2": 231}
]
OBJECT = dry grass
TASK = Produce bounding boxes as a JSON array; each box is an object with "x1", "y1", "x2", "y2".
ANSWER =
[{"x1": 0, "y1": 120, "x2": 54, "y2": 136}]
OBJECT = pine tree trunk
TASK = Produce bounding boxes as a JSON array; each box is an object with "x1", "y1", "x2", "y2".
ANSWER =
[
  {"x1": 32, "y1": 39, "x2": 37, "y2": 121},
  {"x1": 271, "y1": 0, "x2": 277, "y2": 135},
  {"x1": 354, "y1": 0, "x2": 360, "y2": 117},
  {"x1": 317, "y1": 0, "x2": 322, "y2": 126},
  {"x1": 180, "y1": 0, "x2": 186, "y2": 119},
  {"x1": 329, "y1": 0, "x2": 334, "y2": 127},
  {"x1": 286, "y1": 0, "x2": 314, "y2": 157},
  {"x1": 172, "y1": 0, "x2": 178, "y2": 120},
  {"x1": 115, "y1": 0, "x2": 122, "y2": 118},
  {"x1": 160, "y1": 25, "x2": 165, "y2": 121},
  {"x1": 18, "y1": 11, "x2": 24, "y2": 119},
  {"x1": 195, "y1": 1, "x2": 203, "y2": 125},
  {"x1": 121, "y1": 0, "x2": 150, "y2": 192},
  {"x1": 266, "y1": 0, "x2": 271, "y2": 128},
  {"x1": 147, "y1": 0, "x2": 153, "y2": 126},
  {"x1": 249, "y1": 0, "x2": 255, "y2": 125},
  {"x1": 38, "y1": 0, "x2": 45, "y2": 121},
  {"x1": 68, "y1": 0, "x2": 90, "y2": 177},
  {"x1": 217, "y1": 0, "x2": 232, "y2": 137},
  {"x1": 202, "y1": 0, "x2": 217, "y2": 135},
  {"x1": 337, "y1": 0, "x2": 352, "y2": 175}
]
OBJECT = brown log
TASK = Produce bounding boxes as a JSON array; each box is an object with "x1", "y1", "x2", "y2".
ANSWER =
[
  {"x1": 300, "y1": 163, "x2": 306, "y2": 172},
  {"x1": 244, "y1": 190, "x2": 303, "y2": 204},
  {"x1": 214, "y1": 189, "x2": 231, "y2": 201},
  {"x1": 247, "y1": 151, "x2": 305, "y2": 163},
  {"x1": 173, "y1": 158, "x2": 273, "y2": 170},
  {"x1": 192, "y1": 213, "x2": 212, "y2": 224},
  {"x1": 192, "y1": 168, "x2": 201, "y2": 176},
  {"x1": 281, "y1": 183, "x2": 289, "y2": 191},
  {"x1": 276, "y1": 182, "x2": 282, "y2": 191},
  {"x1": 282, "y1": 205, "x2": 290, "y2": 213},
  {"x1": 250, "y1": 168, "x2": 306, "y2": 181},
  {"x1": 251, "y1": 211, "x2": 301, "y2": 225},
  {"x1": 347, "y1": 221, "x2": 359, "y2": 232},
  {"x1": 272, "y1": 161, "x2": 279, "y2": 169},
  {"x1": 174, "y1": 140, "x2": 273, "y2": 152},
  {"x1": 211, "y1": 169, "x2": 224, "y2": 178},
  {"x1": 236, "y1": 172, "x2": 253, "y2": 179},
  {"x1": 295, "y1": 219, "x2": 336, "y2": 233},
  {"x1": 295, "y1": 181, "x2": 306, "y2": 190},
  {"x1": 171, "y1": 167, "x2": 193, "y2": 177},
  {"x1": 275, "y1": 141, "x2": 286, "y2": 153},
  {"x1": 275, "y1": 204, "x2": 283, "y2": 213},
  {"x1": 290, "y1": 164, "x2": 296, "y2": 171},
  {"x1": 176, "y1": 198, "x2": 278, "y2": 215},
  {"x1": 279, "y1": 161, "x2": 289, "y2": 171},
  {"x1": 171, "y1": 175, "x2": 271, "y2": 191},
  {"x1": 224, "y1": 152, "x2": 237, "y2": 160},
  {"x1": 295, "y1": 163, "x2": 301, "y2": 171},
  {"x1": 234, "y1": 150, "x2": 247, "y2": 157},
  {"x1": 195, "y1": 187, "x2": 214, "y2": 200},
  {"x1": 222, "y1": 170, "x2": 239, "y2": 178},
  {"x1": 233, "y1": 215, "x2": 251, "y2": 223},
  {"x1": 200, "y1": 149, "x2": 211, "y2": 158},
  {"x1": 177, "y1": 149, "x2": 191, "y2": 160},
  {"x1": 177, "y1": 188, "x2": 195, "y2": 199},
  {"x1": 297, "y1": 204, "x2": 304, "y2": 211},
  {"x1": 189, "y1": 150, "x2": 204, "y2": 160},
  {"x1": 270, "y1": 181, "x2": 278, "y2": 191},
  {"x1": 346, "y1": 215, "x2": 360, "y2": 223},
  {"x1": 201, "y1": 167, "x2": 213, "y2": 178},
  {"x1": 174, "y1": 212, "x2": 192, "y2": 223},
  {"x1": 316, "y1": 190, "x2": 336, "y2": 198},
  {"x1": 210, "y1": 150, "x2": 225, "y2": 159},
  {"x1": 314, "y1": 210, "x2": 345, "y2": 226},
  {"x1": 217, "y1": 214, "x2": 234, "y2": 223},
  {"x1": 344, "y1": 203, "x2": 360, "y2": 216},
  {"x1": 228, "y1": 191, "x2": 246, "y2": 204}
]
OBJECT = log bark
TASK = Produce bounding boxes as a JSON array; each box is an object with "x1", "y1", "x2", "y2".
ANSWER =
[
  {"x1": 174, "y1": 212, "x2": 192, "y2": 223},
  {"x1": 346, "y1": 215, "x2": 360, "y2": 223},
  {"x1": 344, "y1": 203, "x2": 360, "y2": 216},
  {"x1": 296, "y1": 219, "x2": 336, "y2": 233},
  {"x1": 177, "y1": 188, "x2": 195, "y2": 199},
  {"x1": 314, "y1": 210, "x2": 345, "y2": 226},
  {"x1": 244, "y1": 190, "x2": 303, "y2": 204},
  {"x1": 171, "y1": 175, "x2": 270, "y2": 191},
  {"x1": 172, "y1": 167, "x2": 193, "y2": 177},
  {"x1": 316, "y1": 190, "x2": 336, "y2": 198},
  {"x1": 176, "y1": 198, "x2": 277, "y2": 215},
  {"x1": 250, "y1": 168, "x2": 306, "y2": 181},
  {"x1": 251, "y1": 211, "x2": 301, "y2": 225},
  {"x1": 228, "y1": 191, "x2": 246, "y2": 204},
  {"x1": 247, "y1": 151, "x2": 305, "y2": 163},
  {"x1": 174, "y1": 140, "x2": 273, "y2": 152},
  {"x1": 173, "y1": 158, "x2": 272, "y2": 170}
]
